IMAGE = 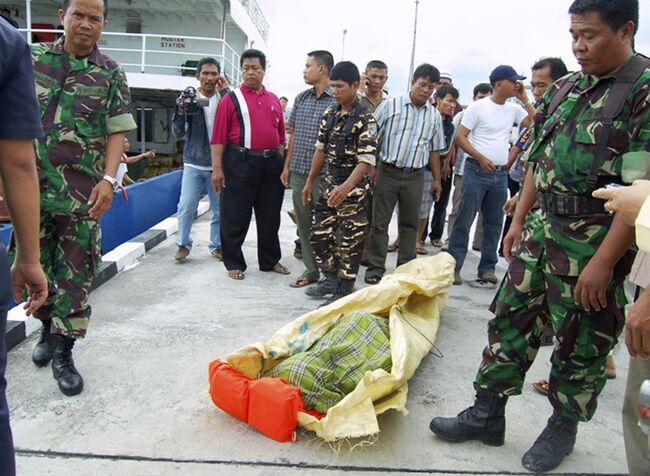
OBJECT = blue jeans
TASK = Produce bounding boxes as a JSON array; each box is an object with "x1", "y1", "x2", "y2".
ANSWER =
[
  {"x1": 448, "y1": 160, "x2": 507, "y2": 275},
  {"x1": 176, "y1": 166, "x2": 220, "y2": 251},
  {"x1": 0, "y1": 246, "x2": 15, "y2": 475}
]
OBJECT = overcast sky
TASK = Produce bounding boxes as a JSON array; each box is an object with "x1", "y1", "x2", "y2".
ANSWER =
[{"x1": 258, "y1": 0, "x2": 650, "y2": 105}]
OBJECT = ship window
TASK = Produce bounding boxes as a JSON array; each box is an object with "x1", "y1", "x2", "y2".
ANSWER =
[
  {"x1": 136, "y1": 107, "x2": 153, "y2": 143},
  {"x1": 181, "y1": 60, "x2": 198, "y2": 77},
  {"x1": 126, "y1": 20, "x2": 141, "y2": 34}
]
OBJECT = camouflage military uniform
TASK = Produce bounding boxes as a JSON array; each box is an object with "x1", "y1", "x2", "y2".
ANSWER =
[
  {"x1": 29, "y1": 38, "x2": 136, "y2": 338},
  {"x1": 310, "y1": 101, "x2": 377, "y2": 281},
  {"x1": 475, "y1": 55, "x2": 650, "y2": 422}
]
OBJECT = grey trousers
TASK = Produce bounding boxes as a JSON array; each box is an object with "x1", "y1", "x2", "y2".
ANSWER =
[
  {"x1": 290, "y1": 172, "x2": 321, "y2": 279},
  {"x1": 624, "y1": 353, "x2": 650, "y2": 476},
  {"x1": 367, "y1": 161, "x2": 424, "y2": 278}
]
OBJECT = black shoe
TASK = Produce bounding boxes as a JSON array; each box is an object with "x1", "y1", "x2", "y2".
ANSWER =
[
  {"x1": 429, "y1": 390, "x2": 508, "y2": 446},
  {"x1": 305, "y1": 272, "x2": 338, "y2": 298},
  {"x1": 521, "y1": 413, "x2": 577, "y2": 473},
  {"x1": 51, "y1": 335, "x2": 84, "y2": 396},
  {"x1": 32, "y1": 319, "x2": 54, "y2": 367},
  {"x1": 319, "y1": 279, "x2": 355, "y2": 307}
]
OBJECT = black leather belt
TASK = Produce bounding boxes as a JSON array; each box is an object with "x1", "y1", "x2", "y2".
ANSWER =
[
  {"x1": 467, "y1": 157, "x2": 508, "y2": 172},
  {"x1": 228, "y1": 143, "x2": 277, "y2": 158},
  {"x1": 381, "y1": 161, "x2": 424, "y2": 173}
]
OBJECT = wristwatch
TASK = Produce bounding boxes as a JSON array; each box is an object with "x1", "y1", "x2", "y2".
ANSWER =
[{"x1": 102, "y1": 174, "x2": 118, "y2": 187}]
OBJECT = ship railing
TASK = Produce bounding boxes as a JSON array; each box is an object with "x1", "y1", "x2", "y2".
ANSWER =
[
  {"x1": 238, "y1": 0, "x2": 269, "y2": 42},
  {"x1": 20, "y1": 29, "x2": 242, "y2": 85}
]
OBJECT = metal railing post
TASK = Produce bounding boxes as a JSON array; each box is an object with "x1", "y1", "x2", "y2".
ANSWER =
[{"x1": 141, "y1": 35, "x2": 147, "y2": 73}]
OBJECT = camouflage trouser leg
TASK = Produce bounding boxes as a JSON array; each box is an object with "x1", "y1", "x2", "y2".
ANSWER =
[
  {"x1": 310, "y1": 193, "x2": 368, "y2": 281},
  {"x1": 475, "y1": 253, "x2": 626, "y2": 422},
  {"x1": 545, "y1": 273, "x2": 626, "y2": 421},
  {"x1": 33, "y1": 211, "x2": 101, "y2": 339},
  {"x1": 474, "y1": 254, "x2": 549, "y2": 396}
]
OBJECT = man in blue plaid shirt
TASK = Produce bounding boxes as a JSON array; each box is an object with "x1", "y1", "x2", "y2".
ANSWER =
[{"x1": 281, "y1": 50, "x2": 336, "y2": 288}]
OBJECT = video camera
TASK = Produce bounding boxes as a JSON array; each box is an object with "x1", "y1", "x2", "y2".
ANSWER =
[{"x1": 176, "y1": 86, "x2": 209, "y2": 115}]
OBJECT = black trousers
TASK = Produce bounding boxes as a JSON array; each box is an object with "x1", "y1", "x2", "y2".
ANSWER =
[
  {"x1": 497, "y1": 175, "x2": 520, "y2": 255},
  {"x1": 427, "y1": 173, "x2": 454, "y2": 242},
  {"x1": 220, "y1": 147, "x2": 285, "y2": 272},
  {"x1": 0, "y1": 246, "x2": 15, "y2": 475}
]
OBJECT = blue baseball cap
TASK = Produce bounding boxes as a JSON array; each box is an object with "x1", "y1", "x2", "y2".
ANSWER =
[{"x1": 489, "y1": 65, "x2": 526, "y2": 83}]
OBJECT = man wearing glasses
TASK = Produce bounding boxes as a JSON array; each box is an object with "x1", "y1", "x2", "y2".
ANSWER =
[{"x1": 211, "y1": 49, "x2": 289, "y2": 281}]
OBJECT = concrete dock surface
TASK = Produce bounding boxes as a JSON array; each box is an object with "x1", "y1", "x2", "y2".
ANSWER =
[{"x1": 7, "y1": 197, "x2": 629, "y2": 475}]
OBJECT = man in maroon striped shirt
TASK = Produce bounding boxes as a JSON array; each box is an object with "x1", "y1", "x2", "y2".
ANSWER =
[{"x1": 211, "y1": 49, "x2": 289, "y2": 280}]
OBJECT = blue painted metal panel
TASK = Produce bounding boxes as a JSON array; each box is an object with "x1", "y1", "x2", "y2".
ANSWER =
[
  {"x1": 100, "y1": 170, "x2": 181, "y2": 253},
  {"x1": 0, "y1": 170, "x2": 181, "y2": 253},
  {"x1": 0, "y1": 224, "x2": 11, "y2": 247}
]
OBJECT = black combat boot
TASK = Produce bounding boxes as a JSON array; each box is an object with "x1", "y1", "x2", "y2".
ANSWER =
[
  {"x1": 32, "y1": 319, "x2": 54, "y2": 367},
  {"x1": 429, "y1": 389, "x2": 508, "y2": 446},
  {"x1": 305, "y1": 271, "x2": 338, "y2": 298},
  {"x1": 51, "y1": 335, "x2": 84, "y2": 396},
  {"x1": 521, "y1": 412, "x2": 578, "y2": 473},
  {"x1": 319, "y1": 278, "x2": 355, "y2": 307}
]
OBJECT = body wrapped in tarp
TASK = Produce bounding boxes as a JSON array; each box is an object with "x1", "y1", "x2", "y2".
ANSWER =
[{"x1": 224, "y1": 253, "x2": 454, "y2": 441}]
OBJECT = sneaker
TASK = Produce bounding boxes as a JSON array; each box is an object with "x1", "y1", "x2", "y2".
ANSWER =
[
  {"x1": 175, "y1": 246, "x2": 190, "y2": 261},
  {"x1": 453, "y1": 272, "x2": 462, "y2": 285},
  {"x1": 478, "y1": 271, "x2": 498, "y2": 284},
  {"x1": 319, "y1": 280, "x2": 355, "y2": 307},
  {"x1": 467, "y1": 279, "x2": 497, "y2": 289},
  {"x1": 211, "y1": 248, "x2": 223, "y2": 261},
  {"x1": 305, "y1": 273, "x2": 338, "y2": 298}
]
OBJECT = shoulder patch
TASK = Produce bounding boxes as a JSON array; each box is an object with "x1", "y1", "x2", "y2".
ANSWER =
[{"x1": 367, "y1": 122, "x2": 378, "y2": 138}]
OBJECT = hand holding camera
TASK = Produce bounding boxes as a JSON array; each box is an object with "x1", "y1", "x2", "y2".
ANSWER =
[{"x1": 176, "y1": 86, "x2": 209, "y2": 115}]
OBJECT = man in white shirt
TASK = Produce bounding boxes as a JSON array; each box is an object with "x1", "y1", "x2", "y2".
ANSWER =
[
  {"x1": 448, "y1": 65, "x2": 534, "y2": 285},
  {"x1": 172, "y1": 58, "x2": 223, "y2": 262}
]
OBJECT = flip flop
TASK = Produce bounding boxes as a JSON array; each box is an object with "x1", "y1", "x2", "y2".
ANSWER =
[
  {"x1": 387, "y1": 243, "x2": 399, "y2": 252},
  {"x1": 532, "y1": 380, "x2": 549, "y2": 396},
  {"x1": 271, "y1": 262, "x2": 291, "y2": 275},
  {"x1": 416, "y1": 243, "x2": 428, "y2": 255},
  {"x1": 227, "y1": 269, "x2": 245, "y2": 280},
  {"x1": 289, "y1": 275, "x2": 318, "y2": 288}
]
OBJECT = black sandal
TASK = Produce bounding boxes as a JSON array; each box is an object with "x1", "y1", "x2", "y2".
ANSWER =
[{"x1": 364, "y1": 275, "x2": 381, "y2": 285}]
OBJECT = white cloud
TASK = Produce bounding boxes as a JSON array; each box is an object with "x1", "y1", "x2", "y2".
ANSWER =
[{"x1": 259, "y1": 0, "x2": 650, "y2": 104}]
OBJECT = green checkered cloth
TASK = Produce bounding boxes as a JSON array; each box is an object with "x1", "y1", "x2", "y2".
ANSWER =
[{"x1": 266, "y1": 311, "x2": 391, "y2": 413}]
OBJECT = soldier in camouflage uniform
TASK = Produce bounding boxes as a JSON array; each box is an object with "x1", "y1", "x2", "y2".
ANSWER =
[
  {"x1": 26, "y1": 0, "x2": 136, "y2": 396},
  {"x1": 430, "y1": 0, "x2": 650, "y2": 472},
  {"x1": 301, "y1": 61, "x2": 377, "y2": 307}
]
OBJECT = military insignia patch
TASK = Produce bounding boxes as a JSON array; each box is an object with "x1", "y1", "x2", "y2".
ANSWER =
[{"x1": 367, "y1": 122, "x2": 378, "y2": 138}]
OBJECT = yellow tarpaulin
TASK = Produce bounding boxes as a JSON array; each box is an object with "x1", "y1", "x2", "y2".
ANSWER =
[{"x1": 225, "y1": 253, "x2": 454, "y2": 441}]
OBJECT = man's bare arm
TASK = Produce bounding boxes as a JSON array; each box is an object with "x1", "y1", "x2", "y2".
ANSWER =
[
  {"x1": 456, "y1": 125, "x2": 496, "y2": 172},
  {"x1": 0, "y1": 139, "x2": 48, "y2": 313},
  {"x1": 211, "y1": 143, "x2": 225, "y2": 192},
  {"x1": 502, "y1": 167, "x2": 537, "y2": 261},
  {"x1": 281, "y1": 132, "x2": 295, "y2": 187},
  {"x1": 88, "y1": 132, "x2": 125, "y2": 218},
  {"x1": 302, "y1": 148, "x2": 325, "y2": 205}
]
